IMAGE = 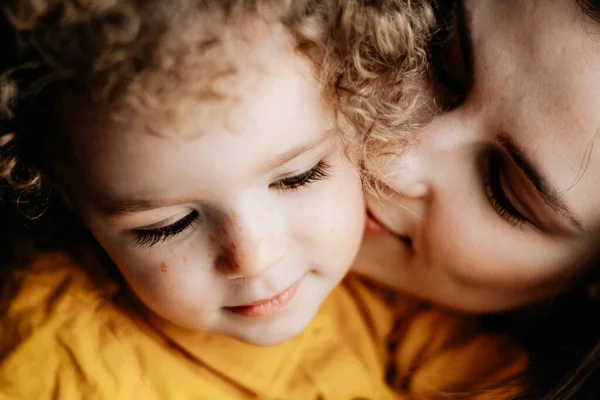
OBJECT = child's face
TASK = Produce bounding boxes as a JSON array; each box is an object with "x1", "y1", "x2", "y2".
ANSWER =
[{"x1": 66, "y1": 30, "x2": 365, "y2": 345}]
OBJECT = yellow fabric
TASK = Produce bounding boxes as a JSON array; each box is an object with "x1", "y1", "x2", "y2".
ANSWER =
[
  {"x1": 388, "y1": 309, "x2": 528, "y2": 399},
  {"x1": 0, "y1": 252, "x2": 528, "y2": 400},
  {"x1": 352, "y1": 282, "x2": 528, "y2": 399},
  {"x1": 0, "y1": 252, "x2": 399, "y2": 400}
]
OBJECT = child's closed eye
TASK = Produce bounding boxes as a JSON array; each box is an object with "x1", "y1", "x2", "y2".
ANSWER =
[
  {"x1": 132, "y1": 210, "x2": 200, "y2": 247},
  {"x1": 270, "y1": 161, "x2": 331, "y2": 191},
  {"x1": 129, "y1": 161, "x2": 331, "y2": 248}
]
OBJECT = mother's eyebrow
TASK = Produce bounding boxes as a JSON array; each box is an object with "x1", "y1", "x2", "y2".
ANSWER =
[{"x1": 498, "y1": 133, "x2": 585, "y2": 231}]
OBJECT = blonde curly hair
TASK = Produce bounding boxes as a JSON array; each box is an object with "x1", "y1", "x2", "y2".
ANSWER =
[{"x1": 0, "y1": 0, "x2": 436, "y2": 220}]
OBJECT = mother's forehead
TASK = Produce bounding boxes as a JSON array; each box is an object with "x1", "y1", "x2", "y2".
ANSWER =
[{"x1": 464, "y1": 0, "x2": 600, "y2": 231}]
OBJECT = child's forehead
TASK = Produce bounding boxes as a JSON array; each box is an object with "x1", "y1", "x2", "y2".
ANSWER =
[
  {"x1": 65, "y1": 24, "x2": 325, "y2": 144},
  {"x1": 102, "y1": 20, "x2": 304, "y2": 138},
  {"x1": 61, "y1": 42, "x2": 337, "y2": 209}
]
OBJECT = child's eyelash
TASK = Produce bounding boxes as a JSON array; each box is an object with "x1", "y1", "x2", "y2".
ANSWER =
[
  {"x1": 132, "y1": 210, "x2": 200, "y2": 247},
  {"x1": 271, "y1": 161, "x2": 331, "y2": 191},
  {"x1": 130, "y1": 162, "x2": 329, "y2": 248}
]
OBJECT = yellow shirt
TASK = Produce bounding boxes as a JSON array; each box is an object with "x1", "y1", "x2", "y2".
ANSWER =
[
  {"x1": 0, "y1": 252, "x2": 400, "y2": 400},
  {"x1": 0, "y1": 252, "x2": 528, "y2": 400}
]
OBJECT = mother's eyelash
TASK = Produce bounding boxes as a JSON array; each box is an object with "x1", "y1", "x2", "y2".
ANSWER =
[{"x1": 483, "y1": 153, "x2": 528, "y2": 229}]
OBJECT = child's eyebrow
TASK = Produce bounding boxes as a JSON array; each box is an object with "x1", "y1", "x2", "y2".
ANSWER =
[
  {"x1": 99, "y1": 197, "x2": 196, "y2": 218},
  {"x1": 263, "y1": 134, "x2": 330, "y2": 172},
  {"x1": 97, "y1": 135, "x2": 332, "y2": 217}
]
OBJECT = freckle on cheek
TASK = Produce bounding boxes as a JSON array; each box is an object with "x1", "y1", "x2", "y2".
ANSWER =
[
  {"x1": 182, "y1": 256, "x2": 187, "y2": 263},
  {"x1": 168, "y1": 279, "x2": 181, "y2": 291},
  {"x1": 268, "y1": 207, "x2": 273, "y2": 213},
  {"x1": 222, "y1": 227, "x2": 228, "y2": 235},
  {"x1": 238, "y1": 225, "x2": 244, "y2": 232},
  {"x1": 208, "y1": 234, "x2": 216, "y2": 242},
  {"x1": 330, "y1": 228, "x2": 336, "y2": 233},
  {"x1": 305, "y1": 236, "x2": 312, "y2": 243},
  {"x1": 160, "y1": 262, "x2": 168, "y2": 272},
  {"x1": 230, "y1": 242, "x2": 237, "y2": 251},
  {"x1": 232, "y1": 211, "x2": 238, "y2": 219},
  {"x1": 169, "y1": 248, "x2": 174, "y2": 254}
]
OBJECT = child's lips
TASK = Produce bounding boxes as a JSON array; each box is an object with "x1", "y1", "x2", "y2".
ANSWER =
[
  {"x1": 226, "y1": 278, "x2": 303, "y2": 318},
  {"x1": 365, "y1": 209, "x2": 393, "y2": 237}
]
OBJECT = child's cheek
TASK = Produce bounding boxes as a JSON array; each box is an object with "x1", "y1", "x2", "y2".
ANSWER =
[
  {"x1": 119, "y1": 250, "x2": 220, "y2": 314},
  {"x1": 300, "y1": 160, "x2": 364, "y2": 278}
]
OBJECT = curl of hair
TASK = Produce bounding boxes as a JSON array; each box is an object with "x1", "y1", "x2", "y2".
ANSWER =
[
  {"x1": 322, "y1": 0, "x2": 437, "y2": 193},
  {"x1": 0, "y1": 0, "x2": 436, "y2": 222}
]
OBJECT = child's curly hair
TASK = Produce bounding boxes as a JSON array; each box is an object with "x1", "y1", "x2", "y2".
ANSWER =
[{"x1": 0, "y1": 0, "x2": 436, "y2": 223}]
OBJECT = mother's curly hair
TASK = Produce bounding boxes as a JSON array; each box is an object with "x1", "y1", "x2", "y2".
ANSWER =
[{"x1": 0, "y1": 0, "x2": 436, "y2": 225}]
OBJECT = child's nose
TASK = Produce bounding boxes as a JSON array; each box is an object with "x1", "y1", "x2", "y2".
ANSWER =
[{"x1": 217, "y1": 207, "x2": 288, "y2": 279}]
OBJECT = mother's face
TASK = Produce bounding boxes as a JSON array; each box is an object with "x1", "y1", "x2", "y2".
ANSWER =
[{"x1": 356, "y1": 0, "x2": 600, "y2": 312}]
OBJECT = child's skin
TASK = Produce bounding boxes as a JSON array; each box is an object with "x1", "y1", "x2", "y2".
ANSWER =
[{"x1": 60, "y1": 24, "x2": 365, "y2": 346}]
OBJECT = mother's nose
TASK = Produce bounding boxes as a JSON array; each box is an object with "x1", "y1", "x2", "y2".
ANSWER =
[{"x1": 388, "y1": 146, "x2": 431, "y2": 200}]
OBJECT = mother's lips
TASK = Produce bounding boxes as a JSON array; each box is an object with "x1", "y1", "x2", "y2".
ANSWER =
[
  {"x1": 365, "y1": 209, "x2": 413, "y2": 248},
  {"x1": 365, "y1": 210, "x2": 392, "y2": 237}
]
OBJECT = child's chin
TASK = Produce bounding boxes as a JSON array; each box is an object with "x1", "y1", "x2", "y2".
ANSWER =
[
  {"x1": 229, "y1": 307, "x2": 320, "y2": 347},
  {"x1": 242, "y1": 332, "x2": 299, "y2": 347}
]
